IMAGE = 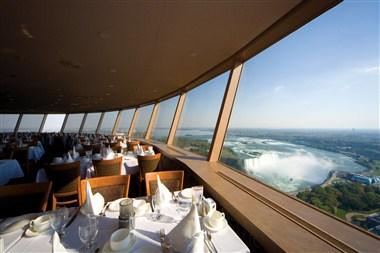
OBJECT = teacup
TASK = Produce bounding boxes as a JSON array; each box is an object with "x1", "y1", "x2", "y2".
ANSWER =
[
  {"x1": 110, "y1": 228, "x2": 132, "y2": 251},
  {"x1": 203, "y1": 198, "x2": 216, "y2": 217},
  {"x1": 29, "y1": 214, "x2": 50, "y2": 233},
  {"x1": 208, "y1": 210, "x2": 225, "y2": 228}
]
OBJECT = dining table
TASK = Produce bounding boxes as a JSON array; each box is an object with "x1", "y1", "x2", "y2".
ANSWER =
[
  {"x1": 0, "y1": 159, "x2": 24, "y2": 185},
  {"x1": 1, "y1": 197, "x2": 250, "y2": 252}
]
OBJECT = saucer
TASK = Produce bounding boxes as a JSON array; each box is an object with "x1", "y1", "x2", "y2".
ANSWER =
[
  {"x1": 179, "y1": 188, "x2": 192, "y2": 199},
  {"x1": 24, "y1": 227, "x2": 51, "y2": 237},
  {"x1": 203, "y1": 216, "x2": 227, "y2": 233},
  {"x1": 101, "y1": 234, "x2": 136, "y2": 253}
]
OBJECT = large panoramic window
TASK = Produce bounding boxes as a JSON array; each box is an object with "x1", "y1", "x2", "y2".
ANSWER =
[
  {"x1": 42, "y1": 114, "x2": 65, "y2": 132},
  {"x1": 117, "y1": 109, "x2": 135, "y2": 134},
  {"x1": 18, "y1": 114, "x2": 44, "y2": 132},
  {"x1": 132, "y1": 105, "x2": 153, "y2": 139},
  {"x1": 82, "y1": 113, "x2": 101, "y2": 133},
  {"x1": 151, "y1": 96, "x2": 178, "y2": 142},
  {"x1": 220, "y1": 1, "x2": 380, "y2": 235},
  {"x1": 173, "y1": 72, "x2": 229, "y2": 156},
  {"x1": 98, "y1": 111, "x2": 118, "y2": 134},
  {"x1": 63, "y1": 113, "x2": 84, "y2": 133},
  {"x1": 0, "y1": 114, "x2": 19, "y2": 132}
]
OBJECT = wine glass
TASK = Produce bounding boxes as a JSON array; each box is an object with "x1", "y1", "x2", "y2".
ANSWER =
[
  {"x1": 78, "y1": 215, "x2": 98, "y2": 252},
  {"x1": 151, "y1": 195, "x2": 161, "y2": 221},
  {"x1": 50, "y1": 207, "x2": 69, "y2": 237}
]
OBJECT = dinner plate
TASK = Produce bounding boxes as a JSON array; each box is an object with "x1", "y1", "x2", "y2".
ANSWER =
[
  {"x1": 24, "y1": 227, "x2": 51, "y2": 237},
  {"x1": 179, "y1": 188, "x2": 192, "y2": 199},
  {"x1": 203, "y1": 216, "x2": 227, "y2": 233},
  {"x1": 108, "y1": 198, "x2": 128, "y2": 212},
  {"x1": 100, "y1": 234, "x2": 136, "y2": 253},
  {"x1": 0, "y1": 214, "x2": 38, "y2": 234}
]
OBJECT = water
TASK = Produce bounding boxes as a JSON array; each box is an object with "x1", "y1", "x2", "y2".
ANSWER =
[
  {"x1": 223, "y1": 135, "x2": 366, "y2": 192},
  {"x1": 155, "y1": 128, "x2": 370, "y2": 193}
]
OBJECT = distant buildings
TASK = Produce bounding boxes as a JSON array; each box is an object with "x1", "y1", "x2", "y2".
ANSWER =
[{"x1": 346, "y1": 173, "x2": 380, "y2": 185}]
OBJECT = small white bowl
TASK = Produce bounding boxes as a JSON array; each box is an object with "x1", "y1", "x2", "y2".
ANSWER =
[{"x1": 110, "y1": 229, "x2": 132, "y2": 251}]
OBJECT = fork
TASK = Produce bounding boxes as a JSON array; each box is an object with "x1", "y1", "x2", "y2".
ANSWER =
[{"x1": 206, "y1": 231, "x2": 218, "y2": 253}]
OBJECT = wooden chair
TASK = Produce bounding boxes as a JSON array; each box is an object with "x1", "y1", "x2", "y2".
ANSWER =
[
  {"x1": 45, "y1": 161, "x2": 81, "y2": 210},
  {"x1": 93, "y1": 156, "x2": 123, "y2": 177},
  {"x1": 127, "y1": 140, "x2": 140, "y2": 152},
  {"x1": 145, "y1": 170, "x2": 184, "y2": 196},
  {"x1": 137, "y1": 153, "x2": 161, "y2": 194},
  {"x1": 0, "y1": 182, "x2": 52, "y2": 218},
  {"x1": 80, "y1": 175, "x2": 131, "y2": 204}
]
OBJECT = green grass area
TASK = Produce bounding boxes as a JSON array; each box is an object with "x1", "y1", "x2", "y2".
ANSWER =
[{"x1": 335, "y1": 208, "x2": 347, "y2": 219}]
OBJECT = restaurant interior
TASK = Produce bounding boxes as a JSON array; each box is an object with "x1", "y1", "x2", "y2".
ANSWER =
[{"x1": 0, "y1": 0, "x2": 379, "y2": 252}]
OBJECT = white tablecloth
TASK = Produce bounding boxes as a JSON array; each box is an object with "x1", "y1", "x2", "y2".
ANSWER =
[
  {"x1": 3, "y1": 201, "x2": 249, "y2": 253},
  {"x1": 0, "y1": 159, "x2": 24, "y2": 185},
  {"x1": 36, "y1": 154, "x2": 140, "y2": 183}
]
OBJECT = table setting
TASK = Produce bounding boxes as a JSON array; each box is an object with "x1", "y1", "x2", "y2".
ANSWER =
[{"x1": 1, "y1": 176, "x2": 249, "y2": 253}]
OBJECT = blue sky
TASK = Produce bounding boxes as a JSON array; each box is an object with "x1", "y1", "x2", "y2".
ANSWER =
[{"x1": 185, "y1": 0, "x2": 379, "y2": 130}]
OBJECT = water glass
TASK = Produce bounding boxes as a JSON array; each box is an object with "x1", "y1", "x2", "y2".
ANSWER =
[
  {"x1": 78, "y1": 215, "x2": 98, "y2": 251},
  {"x1": 177, "y1": 197, "x2": 192, "y2": 218},
  {"x1": 50, "y1": 207, "x2": 69, "y2": 237},
  {"x1": 151, "y1": 195, "x2": 161, "y2": 221},
  {"x1": 191, "y1": 185, "x2": 204, "y2": 205}
]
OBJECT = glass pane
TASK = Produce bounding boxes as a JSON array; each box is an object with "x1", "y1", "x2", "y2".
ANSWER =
[
  {"x1": 99, "y1": 111, "x2": 118, "y2": 134},
  {"x1": 132, "y1": 105, "x2": 154, "y2": 139},
  {"x1": 220, "y1": 1, "x2": 379, "y2": 235},
  {"x1": 151, "y1": 96, "x2": 178, "y2": 142},
  {"x1": 18, "y1": 114, "x2": 44, "y2": 132},
  {"x1": 42, "y1": 114, "x2": 65, "y2": 132},
  {"x1": 117, "y1": 109, "x2": 135, "y2": 133},
  {"x1": 64, "y1": 114, "x2": 84, "y2": 133},
  {"x1": 0, "y1": 114, "x2": 19, "y2": 132},
  {"x1": 82, "y1": 113, "x2": 101, "y2": 133},
  {"x1": 173, "y1": 72, "x2": 229, "y2": 156}
]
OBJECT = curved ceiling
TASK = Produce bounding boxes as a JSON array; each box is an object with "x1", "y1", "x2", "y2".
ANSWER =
[{"x1": 0, "y1": 0, "x2": 339, "y2": 113}]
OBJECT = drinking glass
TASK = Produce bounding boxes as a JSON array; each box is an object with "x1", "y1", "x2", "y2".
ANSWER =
[
  {"x1": 50, "y1": 207, "x2": 69, "y2": 237},
  {"x1": 78, "y1": 215, "x2": 98, "y2": 252},
  {"x1": 177, "y1": 197, "x2": 192, "y2": 218},
  {"x1": 151, "y1": 195, "x2": 161, "y2": 221},
  {"x1": 191, "y1": 185, "x2": 204, "y2": 205}
]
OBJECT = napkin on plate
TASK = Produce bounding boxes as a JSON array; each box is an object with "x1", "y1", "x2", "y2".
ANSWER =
[
  {"x1": 81, "y1": 181, "x2": 105, "y2": 215},
  {"x1": 105, "y1": 146, "x2": 114, "y2": 160},
  {"x1": 167, "y1": 204, "x2": 201, "y2": 252},
  {"x1": 65, "y1": 152, "x2": 74, "y2": 163},
  {"x1": 185, "y1": 232, "x2": 207, "y2": 253},
  {"x1": 154, "y1": 175, "x2": 172, "y2": 205},
  {"x1": 52, "y1": 231, "x2": 69, "y2": 253}
]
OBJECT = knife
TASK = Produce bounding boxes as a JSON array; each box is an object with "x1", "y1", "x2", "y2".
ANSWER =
[{"x1": 64, "y1": 206, "x2": 81, "y2": 228}]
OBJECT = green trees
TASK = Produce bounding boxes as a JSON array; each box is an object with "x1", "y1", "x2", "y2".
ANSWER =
[{"x1": 297, "y1": 183, "x2": 380, "y2": 215}]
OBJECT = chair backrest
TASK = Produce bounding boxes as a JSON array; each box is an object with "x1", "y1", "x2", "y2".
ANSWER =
[
  {"x1": 137, "y1": 153, "x2": 161, "y2": 177},
  {"x1": 46, "y1": 161, "x2": 81, "y2": 194},
  {"x1": 93, "y1": 156, "x2": 123, "y2": 177},
  {"x1": 80, "y1": 175, "x2": 130, "y2": 204},
  {"x1": 127, "y1": 140, "x2": 140, "y2": 152},
  {"x1": 0, "y1": 182, "x2": 52, "y2": 218},
  {"x1": 145, "y1": 170, "x2": 184, "y2": 196}
]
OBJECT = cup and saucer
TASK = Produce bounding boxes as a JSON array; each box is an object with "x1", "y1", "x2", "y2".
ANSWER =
[
  {"x1": 101, "y1": 229, "x2": 136, "y2": 252},
  {"x1": 25, "y1": 214, "x2": 51, "y2": 237},
  {"x1": 203, "y1": 211, "x2": 227, "y2": 233}
]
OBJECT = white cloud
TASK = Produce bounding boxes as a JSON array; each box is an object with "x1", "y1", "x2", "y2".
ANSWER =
[
  {"x1": 355, "y1": 66, "x2": 379, "y2": 74},
  {"x1": 274, "y1": 85, "x2": 284, "y2": 93}
]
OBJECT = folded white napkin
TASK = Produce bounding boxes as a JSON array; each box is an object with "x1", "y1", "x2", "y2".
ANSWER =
[
  {"x1": 167, "y1": 204, "x2": 201, "y2": 252},
  {"x1": 66, "y1": 152, "x2": 74, "y2": 163},
  {"x1": 81, "y1": 181, "x2": 105, "y2": 215},
  {"x1": 185, "y1": 232, "x2": 207, "y2": 253},
  {"x1": 105, "y1": 146, "x2": 114, "y2": 159},
  {"x1": 72, "y1": 146, "x2": 79, "y2": 159},
  {"x1": 154, "y1": 175, "x2": 172, "y2": 205},
  {"x1": 52, "y1": 231, "x2": 68, "y2": 253},
  {"x1": 36, "y1": 168, "x2": 48, "y2": 183}
]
